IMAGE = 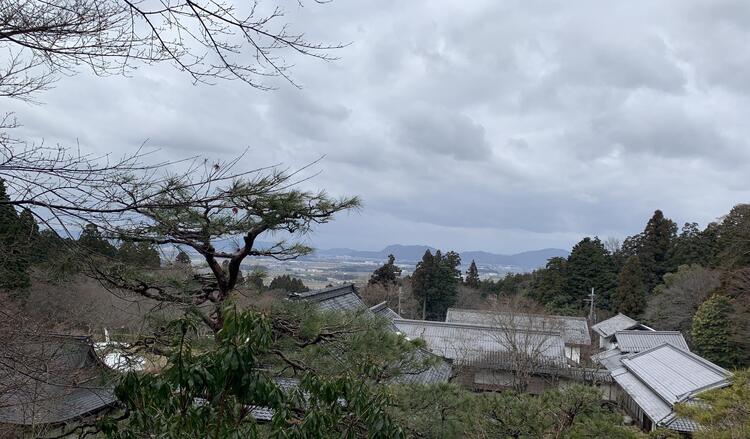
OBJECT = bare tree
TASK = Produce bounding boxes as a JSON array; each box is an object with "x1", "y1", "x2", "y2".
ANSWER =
[
  {"x1": 484, "y1": 298, "x2": 566, "y2": 392},
  {"x1": 1, "y1": 0, "x2": 345, "y2": 101}
]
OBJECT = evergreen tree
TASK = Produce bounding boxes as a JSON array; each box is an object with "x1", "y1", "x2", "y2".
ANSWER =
[
  {"x1": 613, "y1": 256, "x2": 646, "y2": 316},
  {"x1": 411, "y1": 250, "x2": 461, "y2": 320},
  {"x1": 715, "y1": 203, "x2": 750, "y2": 269},
  {"x1": 465, "y1": 260, "x2": 480, "y2": 289},
  {"x1": 118, "y1": 240, "x2": 161, "y2": 268},
  {"x1": 669, "y1": 222, "x2": 714, "y2": 267},
  {"x1": 639, "y1": 210, "x2": 677, "y2": 292},
  {"x1": 563, "y1": 237, "x2": 617, "y2": 310},
  {"x1": 692, "y1": 295, "x2": 740, "y2": 368},
  {"x1": 175, "y1": 250, "x2": 192, "y2": 265},
  {"x1": 529, "y1": 257, "x2": 567, "y2": 306},
  {"x1": 269, "y1": 275, "x2": 309, "y2": 293},
  {"x1": 0, "y1": 179, "x2": 31, "y2": 290},
  {"x1": 78, "y1": 223, "x2": 117, "y2": 257},
  {"x1": 368, "y1": 254, "x2": 402, "y2": 287}
]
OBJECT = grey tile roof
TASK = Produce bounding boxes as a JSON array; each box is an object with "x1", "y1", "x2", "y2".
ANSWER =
[
  {"x1": 592, "y1": 313, "x2": 640, "y2": 337},
  {"x1": 369, "y1": 302, "x2": 402, "y2": 321},
  {"x1": 614, "y1": 331, "x2": 689, "y2": 353},
  {"x1": 289, "y1": 284, "x2": 367, "y2": 312},
  {"x1": 0, "y1": 335, "x2": 116, "y2": 426},
  {"x1": 446, "y1": 308, "x2": 591, "y2": 346},
  {"x1": 610, "y1": 343, "x2": 731, "y2": 431},
  {"x1": 393, "y1": 319, "x2": 566, "y2": 368}
]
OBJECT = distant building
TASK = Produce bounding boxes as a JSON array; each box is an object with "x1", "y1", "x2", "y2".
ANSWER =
[
  {"x1": 591, "y1": 313, "x2": 653, "y2": 349},
  {"x1": 445, "y1": 308, "x2": 591, "y2": 364}
]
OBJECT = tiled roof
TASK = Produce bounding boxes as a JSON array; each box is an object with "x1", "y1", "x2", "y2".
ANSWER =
[
  {"x1": 446, "y1": 308, "x2": 591, "y2": 345},
  {"x1": 369, "y1": 302, "x2": 402, "y2": 321},
  {"x1": 610, "y1": 343, "x2": 731, "y2": 431},
  {"x1": 289, "y1": 284, "x2": 367, "y2": 312},
  {"x1": 614, "y1": 331, "x2": 689, "y2": 353},
  {"x1": 591, "y1": 348, "x2": 625, "y2": 372},
  {"x1": 0, "y1": 335, "x2": 116, "y2": 426},
  {"x1": 592, "y1": 313, "x2": 641, "y2": 337},
  {"x1": 393, "y1": 319, "x2": 566, "y2": 368}
]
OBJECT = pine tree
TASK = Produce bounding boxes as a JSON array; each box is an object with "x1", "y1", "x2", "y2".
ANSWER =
[
  {"x1": 78, "y1": 223, "x2": 117, "y2": 257},
  {"x1": 0, "y1": 179, "x2": 31, "y2": 290},
  {"x1": 368, "y1": 254, "x2": 402, "y2": 287},
  {"x1": 692, "y1": 295, "x2": 739, "y2": 368},
  {"x1": 529, "y1": 257, "x2": 567, "y2": 306},
  {"x1": 465, "y1": 260, "x2": 480, "y2": 289},
  {"x1": 613, "y1": 256, "x2": 646, "y2": 316}
]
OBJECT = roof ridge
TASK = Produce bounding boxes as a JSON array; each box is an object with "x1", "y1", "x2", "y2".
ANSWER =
[
  {"x1": 447, "y1": 307, "x2": 588, "y2": 321},
  {"x1": 616, "y1": 330, "x2": 683, "y2": 335},
  {"x1": 369, "y1": 301, "x2": 388, "y2": 312},
  {"x1": 393, "y1": 318, "x2": 564, "y2": 337}
]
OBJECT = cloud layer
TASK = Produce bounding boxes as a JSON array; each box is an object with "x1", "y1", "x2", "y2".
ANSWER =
[{"x1": 7, "y1": 0, "x2": 750, "y2": 252}]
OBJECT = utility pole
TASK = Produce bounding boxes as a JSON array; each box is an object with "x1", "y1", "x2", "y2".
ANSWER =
[
  {"x1": 586, "y1": 287, "x2": 597, "y2": 324},
  {"x1": 397, "y1": 286, "x2": 403, "y2": 316}
]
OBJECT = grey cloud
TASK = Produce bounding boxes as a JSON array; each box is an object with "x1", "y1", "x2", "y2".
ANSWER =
[
  {"x1": 392, "y1": 105, "x2": 492, "y2": 161},
  {"x1": 6, "y1": 0, "x2": 750, "y2": 253}
]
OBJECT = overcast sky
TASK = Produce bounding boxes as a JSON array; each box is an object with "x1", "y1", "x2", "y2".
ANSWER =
[{"x1": 7, "y1": 0, "x2": 750, "y2": 253}]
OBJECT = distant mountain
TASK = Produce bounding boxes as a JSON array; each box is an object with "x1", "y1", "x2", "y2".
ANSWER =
[{"x1": 307, "y1": 244, "x2": 569, "y2": 271}]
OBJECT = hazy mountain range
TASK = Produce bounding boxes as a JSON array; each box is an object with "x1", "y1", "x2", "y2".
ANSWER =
[{"x1": 304, "y1": 244, "x2": 569, "y2": 271}]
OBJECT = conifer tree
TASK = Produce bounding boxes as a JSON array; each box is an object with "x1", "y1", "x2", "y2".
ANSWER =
[
  {"x1": 613, "y1": 256, "x2": 646, "y2": 316},
  {"x1": 692, "y1": 295, "x2": 739, "y2": 368},
  {"x1": 0, "y1": 179, "x2": 30, "y2": 290},
  {"x1": 639, "y1": 210, "x2": 677, "y2": 292},
  {"x1": 412, "y1": 250, "x2": 461, "y2": 320},
  {"x1": 563, "y1": 237, "x2": 616, "y2": 310},
  {"x1": 465, "y1": 260, "x2": 480, "y2": 289},
  {"x1": 369, "y1": 254, "x2": 402, "y2": 287}
]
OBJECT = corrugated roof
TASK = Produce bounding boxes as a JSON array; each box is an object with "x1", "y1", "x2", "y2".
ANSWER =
[
  {"x1": 621, "y1": 344, "x2": 730, "y2": 404},
  {"x1": 615, "y1": 331, "x2": 689, "y2": 353},
  {"x1": 393, "y1": 319, "x2": 566, "y2": 367},
  {"x1": 289, "y1": 284, "x2": 367, "y2": 312},
  {"x1": 608, "y1": 343, "x2": 731, "y2": 431},
  {"x1": 592, "y1": 313, "x2": 640, "y2": 337},
  {"x1": 446, "y1": 308, "x2": 591, "y2": 345},
  {"x1": 0, "y1": 335, "x2": 116, "y2": 426},
  {"x1": 612, "y1": 366, "x2": 673, "y2": 424}
]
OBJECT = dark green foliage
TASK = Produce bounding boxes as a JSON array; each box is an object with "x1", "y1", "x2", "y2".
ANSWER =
[
  {"x1": 715, "y1": 204, "x2": 750, "y2": 269},
  {"x1": 368, "y1": 254, "x2": 402, "y2": 288},
  {"x1": 411, "y1": 250, "x2": 461, "y2": 320},
  {"x1": 0, "y1": 179, "x2": 31, "y2": 290},
  {"x1": 614, "y1": 256, "x2": 646, "y2": 317},
  {"x1": 78, "y1": 223, "x2": 117, "y2": 258},
  {"x1": 464, "y1": 260, "x2": 480, "y2": 289},
  {"x1": 268, "y1": 275, "x2": 309, "y2": 293},
  {"x1": 563, "y1": 237, "x2": 617, "y2": 310},
  {"x1": 692, "y1": 295, "x2": 740, "y2": 368},
  {"x1": 638, "y1": 210, "x2": 678, "y2": 292},
  {"x1": 669, "y1": 222, "x2": 716, "y2": 267},
  {"x1": 529, "y1": 256, "x2": 568, "y2": 307},
  {"x1": 104, "y1": 306, "x2": 412, "y2": 438},
  {"x1": 677, "y1": 369, "x2": 750, "y2": 439},
  {"x1": 391, "y1": 383, "x2": 639, "y2": 439},
  {"x1": 118, "y1": 240, "x2": 161, "y2": 268}
]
